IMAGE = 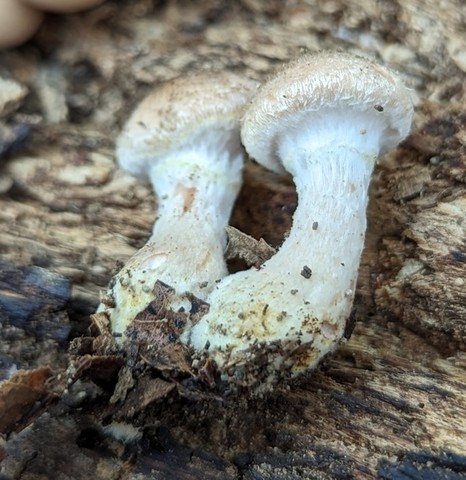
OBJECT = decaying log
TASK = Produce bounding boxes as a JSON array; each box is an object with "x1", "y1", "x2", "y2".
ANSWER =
[
  {"x1": 0, "y1": 0, "x2": 465, "y2": 478},
  {"x1": 0, "y1": 261, "x2": 71, "y2": 340},
  {"x1": 371, "y1": 106, "x2": 466, "y2": 351},
  {"x1": 2, "y1": 319, "x2": 466, "y2": 479}
]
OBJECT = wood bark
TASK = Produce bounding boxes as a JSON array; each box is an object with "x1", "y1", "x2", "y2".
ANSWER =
[{"x1": 1, "y1": 0, "x2": 465, "y2": 478}]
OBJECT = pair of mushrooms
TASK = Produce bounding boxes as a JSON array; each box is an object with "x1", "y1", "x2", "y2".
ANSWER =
[{"x1": 99, "y1": 51, "x2": 413, "y2": 392}]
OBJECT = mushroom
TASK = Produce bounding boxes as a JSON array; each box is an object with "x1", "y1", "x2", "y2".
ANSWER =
[
  {"x1": 188, "y1": 52, "x2": 414, "y2": 392},
  {"x1": 0, "y1": 0, "x2": 43, "y2": 49},
  {"x1": 100, "y1": 71, "x2": 259, "y2": 337},
  {"x1": 20, "y1": 0, "x2": 106, "y2": 14}
]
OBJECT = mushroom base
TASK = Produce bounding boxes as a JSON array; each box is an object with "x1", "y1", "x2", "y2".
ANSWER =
[{"x1": 70, "y1": 278, "x2": 355, "y2": 399}]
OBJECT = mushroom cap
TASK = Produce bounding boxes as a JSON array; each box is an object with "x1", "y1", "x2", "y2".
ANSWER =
[
  {"x1": 117, "y1": 71, "x2": 259, "y2": 178},
  {"x1": 241, "y1": 51, "x2": 414, "y2": 174},
  {"x1": 0, "y1": 0, "x2": 44, "y2": 49}
]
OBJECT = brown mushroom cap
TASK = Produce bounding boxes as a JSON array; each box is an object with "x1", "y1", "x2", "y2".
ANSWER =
[
  {"x1": 117, "y1": 71, "x2": 259, "y2": 178},
  {"x1": 241, "y1": 51, "x2": 414, "y2": 174}
]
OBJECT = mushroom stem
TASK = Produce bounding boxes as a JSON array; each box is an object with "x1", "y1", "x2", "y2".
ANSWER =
[
  {"x1": 272, "y1": 127, "x2": 376, "y2": 320},
  {"x1": 149, "y1": 148, "x2": 243, "y2": 243},
  {"x1": 108, "y1": 148, "x2": 243, "y2": 337},
  {"x1": 188, "y1": 113, "x2": 384, "y2": 389}
]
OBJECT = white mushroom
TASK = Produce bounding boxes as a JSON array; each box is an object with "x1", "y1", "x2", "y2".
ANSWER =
[
  {"x1": 188, "y1": 52, "x2": 414, "y2": 391},
  {"x1": 100, "y1": 71, "x2": 259, "y2": 337}
]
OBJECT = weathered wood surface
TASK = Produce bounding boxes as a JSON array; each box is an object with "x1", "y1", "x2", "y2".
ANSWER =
[{"x1": 1, "y1": 0, "x2": 466, "y2": 478}]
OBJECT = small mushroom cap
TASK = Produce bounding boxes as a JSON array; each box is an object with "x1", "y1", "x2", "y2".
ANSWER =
[
  {"x1": 241, "y1": 51, "x2": 414, "y2": 174},
  {"x1": 0, "y1": 0, "x2": 44, "y2": 49},
  {"x1": 117, "y1": 71, "x2": 259, "y2": 178}
]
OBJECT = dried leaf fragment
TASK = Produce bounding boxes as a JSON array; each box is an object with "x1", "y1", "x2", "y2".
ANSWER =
[{"x1": 0, "y1": 367, "x2": 54, "y2": 435}]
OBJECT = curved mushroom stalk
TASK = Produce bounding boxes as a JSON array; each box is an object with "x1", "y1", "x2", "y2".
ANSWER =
[
  {"x1": 187, "y1": 52, "x2": 414, "y2": 392},
  {"x1": 98, "y1": 72, "x2": 259, "y2": 338},
  {"x1": 107, "y1": 148, "x2": 244, "y2": 336}
]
